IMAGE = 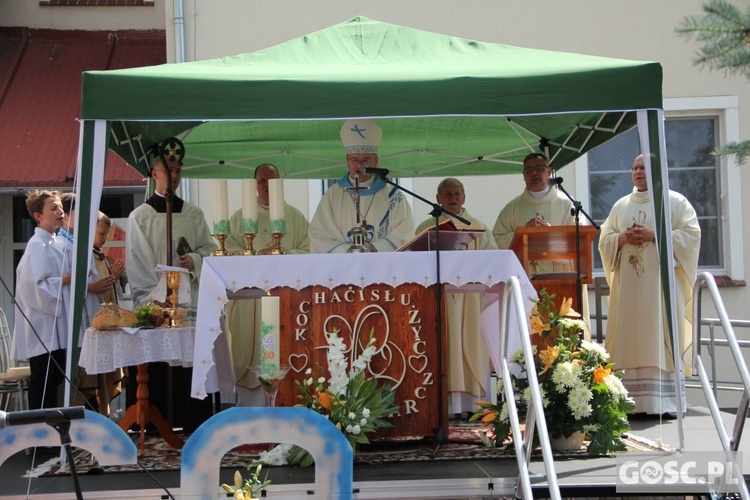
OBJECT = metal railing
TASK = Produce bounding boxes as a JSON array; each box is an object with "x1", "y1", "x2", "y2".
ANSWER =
[
  {"x1": 500, "y1": 276, "x2": 561, "y2": 500},
  {"x1": 688, "y1": 318, "x2": 750, "y2": 400},
  {"x1": 692, "y1": 272, "x2": 749, "y2": 499}
]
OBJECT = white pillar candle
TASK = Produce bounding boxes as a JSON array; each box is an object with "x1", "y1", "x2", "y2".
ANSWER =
[
  {"x1": 212, "y1": 180, "x2": 229, "y2": 223},
  {"x1": 268, "y1": 178, "x2": 285, "y2": 222},
  {"x1": 260, "y1": 296, "x2": 281, "y2": 376},
  {"x1": 242, "y1": 178, "x2": 258, "y2": 220}
]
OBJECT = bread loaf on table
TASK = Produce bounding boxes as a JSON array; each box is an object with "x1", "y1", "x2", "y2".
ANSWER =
[{"x1": 91, "y1": 304, "x2": 138, "y2": 329}]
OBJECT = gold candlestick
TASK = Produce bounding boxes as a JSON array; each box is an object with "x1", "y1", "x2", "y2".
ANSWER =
[
  {"x1": 212, "y1": 233, "x2": 228, "y2": 256},
  {"x1": 243, "y1": 232, "x2": 256, "y2": 255},
  {"x1": 270, "y1": 232, "x2": 287, "y2": 255}
]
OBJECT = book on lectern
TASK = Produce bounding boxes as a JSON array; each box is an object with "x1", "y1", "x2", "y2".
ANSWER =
[{"x1": 397, "y1": 219, "x2": 485, "y2": 252}]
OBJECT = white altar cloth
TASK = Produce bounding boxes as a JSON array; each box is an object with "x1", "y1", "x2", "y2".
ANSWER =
[
  {"x1": 191, "y1": 250, "x2": 535, "y2": 399},
  {"x1": 80, "y1": 327, "x2": 195, "y2": 374}
]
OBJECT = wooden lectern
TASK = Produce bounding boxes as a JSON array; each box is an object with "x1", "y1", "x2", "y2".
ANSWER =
[{"x1": 509, "y1": 225, "x2": 599, "y2": 312}]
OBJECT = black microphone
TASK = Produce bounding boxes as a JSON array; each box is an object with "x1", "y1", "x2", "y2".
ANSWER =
[
  {"x1": 363, "y1": 167, "x2": 390, "y2": 177},
  {"x1": 0, "y1": 406, "x2": 85, "y2": 428},
  {"x1": 548, "y1": 176, "x2": 563, "y2": 186}
]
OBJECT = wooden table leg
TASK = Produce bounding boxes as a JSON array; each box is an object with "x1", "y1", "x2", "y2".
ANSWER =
[{"x1": 118, "y1": 363, "x2": 184, "y2": 457}]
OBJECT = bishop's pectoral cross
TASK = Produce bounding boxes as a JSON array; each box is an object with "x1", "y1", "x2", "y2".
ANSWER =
[{"x1": 345, "y1": 177, "x2": 375, "y2": 252}]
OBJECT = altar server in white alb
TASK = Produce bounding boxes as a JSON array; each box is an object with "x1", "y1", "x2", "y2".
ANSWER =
[
  {"x1": 127, "y1": 156, "x2": 217, "y2": 318},
  {"x1": 309, "y1": 119, "x2": 414, "y2": 253},
  {"x1": 415, "y1": 178, "x2": 497, "y2": 414},
  {"x1": 12, "y1": 190, "x2": 68, "y2": 410},
  {"x1": 126, "y1": 155, "x2": 217, "y2": 430},
  {"x1": 598, "y1": 154, "x2": 700, "y2": 417}
]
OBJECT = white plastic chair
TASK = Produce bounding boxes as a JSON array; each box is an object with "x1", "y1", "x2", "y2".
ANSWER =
[{"x1": 0, "y1": 307, "x2": 30, "y2": 412}]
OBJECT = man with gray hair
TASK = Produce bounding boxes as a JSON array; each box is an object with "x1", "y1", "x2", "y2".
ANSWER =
[
  {"x1": 415, "y1": 177, "x2": 497, "y2": 415},
  {"x1": 309, "y1": 119, "x2": 413, "y2": 253}
]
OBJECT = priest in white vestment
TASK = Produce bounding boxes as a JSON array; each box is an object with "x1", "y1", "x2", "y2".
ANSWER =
[
  {"x1": 415, "y1": 178, "x2": 497, "y2": 415},
  {"x1": 126, "y1": 156, "x2": 217, "y2": 430},
  {"x1": 309, "y1": 119, "x2": 413, "y2": 253},
  {"x1": 492, "y1": 152, "x2": 590, "y2": 334},
  {"x1": 599, "y1": 154, "x2": 700, "y2": 416},
  {"x1": 225, "y1": 163, "x2": 310, "y2": 406},
  {"x1": 493, "y1": 153, "x2": 577, "y2": 273}
]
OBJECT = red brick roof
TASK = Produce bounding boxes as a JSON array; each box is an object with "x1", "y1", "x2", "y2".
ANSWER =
[{"x1": 0, "y1": 28, "x2": 166, "y2": 188}]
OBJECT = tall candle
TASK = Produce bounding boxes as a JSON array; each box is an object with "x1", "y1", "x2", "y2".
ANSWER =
[
  {"x1": 242, "y1": 178, "x2": 258, "y2": 220},
  {"x1": 212, "y1": 180, "x2": 229, "y2": 223},
  {"x1": 260, "y1": 296, "x2": 281, "y2": 376},
  {"x1": 268, "y1": 178, "x2": 285, "y2": 222}
]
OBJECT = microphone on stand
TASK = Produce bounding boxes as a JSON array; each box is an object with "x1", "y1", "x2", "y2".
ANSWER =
[
  {"x1": 548, "y1": 176, "x2": 564, "y2": 187},
  {"x1": 363, "y1": 167, "x2": 390, "y2": 177},
  {"x1": 0, "y1": 407, "x2": 85, "y2": 428}
]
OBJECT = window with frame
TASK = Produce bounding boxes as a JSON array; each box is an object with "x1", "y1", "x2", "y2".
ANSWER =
[{"x1": 588, "y1": 117, "x2": 722, "y2": 272}]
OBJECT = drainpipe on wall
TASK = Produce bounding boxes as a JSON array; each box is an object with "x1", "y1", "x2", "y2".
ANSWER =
[{"x1": 173, "y1": 0, "x2": 192, "y2": 203}]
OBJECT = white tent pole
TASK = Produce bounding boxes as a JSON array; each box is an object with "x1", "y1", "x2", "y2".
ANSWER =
[
  {"x1": 64, "y1": 119, "x2": 107, "y2": 407},
  {"x1": 636, "y1": 110, "x2": 684, "y2": 450}
]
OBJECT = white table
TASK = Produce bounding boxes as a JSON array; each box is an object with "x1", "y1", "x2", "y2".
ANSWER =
[
  {"x1": 190, "y1": 250, "x2": 536, "y2": 399},
  {"x1": 80, "y1": 327, "x2": 195, "y2": 456},
  {"x1": 80, "y1": 327, "x2": 195, "y2": 374}
]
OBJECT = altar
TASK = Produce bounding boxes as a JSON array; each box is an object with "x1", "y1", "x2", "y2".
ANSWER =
[{"x1": 190, "y1": 250, "x2": 535, "y2": 438}]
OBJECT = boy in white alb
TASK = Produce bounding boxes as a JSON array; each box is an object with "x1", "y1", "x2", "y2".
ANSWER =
[{"x1": 12, "y1": 190, "x2": 68, "y2": 409}]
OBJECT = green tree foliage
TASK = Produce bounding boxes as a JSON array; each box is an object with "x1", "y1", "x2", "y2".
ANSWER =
[
  {"x1": 677, "y1": 0, "x2": 750, "y2": 164},
  {"x1": 677, "y1": 0, "x2": 750, "y2": 76}
]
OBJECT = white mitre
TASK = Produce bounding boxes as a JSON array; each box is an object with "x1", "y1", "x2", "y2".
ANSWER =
[{"x1": 340, "y1": 119, "x2": 382, "y2": 154}]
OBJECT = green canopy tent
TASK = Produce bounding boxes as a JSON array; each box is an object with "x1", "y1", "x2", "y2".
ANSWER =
[{"x1": 68, "y1": 16, "x2": 684, "y2": 443}]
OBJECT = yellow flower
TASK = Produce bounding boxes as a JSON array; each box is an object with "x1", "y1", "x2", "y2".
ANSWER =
[
  {"x1": 317, "y1": 390, "x2": 334, "y2": 410},
  {"x1": 538, "y1": 345, "x2": 560, "y2": 375},
  {"x1": 594, "y1": 365, "x2": 611, "y2": 384},
  {"x1": 481, "y1": 410, "x2": 498, "y2": 425},
  {"x1": 558, "y1": 297, "x2": 581, "y2": 318},
  {"x1": 529, "y1": 313, "x2": 549, "y2": 335}
]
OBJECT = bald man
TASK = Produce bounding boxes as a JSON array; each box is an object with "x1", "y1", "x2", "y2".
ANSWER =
[
  {"x1": 225, "y1": 163, "x2": 310, "y2": 406},
  {"x1": 415, "y1": 178, "x2": 497, "y2": 415}
]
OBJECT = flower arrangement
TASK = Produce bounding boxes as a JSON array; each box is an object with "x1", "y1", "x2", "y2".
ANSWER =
[
  {"x1": 471, "y1": 289, "x2": 634, "y2": 455},
  {"x1": 220, "y1": 463, "x2": 271, "y2": 500},
  {"x1": 259, "y1": 329, "x2": 398, "y2": 466}
]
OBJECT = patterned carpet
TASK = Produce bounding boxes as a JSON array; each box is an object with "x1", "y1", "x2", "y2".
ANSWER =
[{"x1": 26, "y1": 420, "x2": 666, "y2": 477}]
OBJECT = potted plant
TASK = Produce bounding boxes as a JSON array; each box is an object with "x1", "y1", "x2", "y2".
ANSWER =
[{"x1": 471, "y1": 289, "x2": 634, "y2": 455}]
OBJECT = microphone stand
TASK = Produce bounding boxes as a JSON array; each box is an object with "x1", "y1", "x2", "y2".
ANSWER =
[
  {"x1": 368, "y1": 171, "x2": 468, "y2": 455},
  {"x1": 52, "y1": 415, "x2": 84, "y2": 500},
  {"x1": 552, "y1": 179, "x2": 599, "y2": 312}
]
